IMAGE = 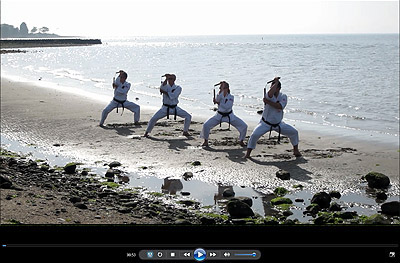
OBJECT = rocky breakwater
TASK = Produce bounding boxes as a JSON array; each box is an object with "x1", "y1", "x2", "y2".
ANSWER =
[{"x1": 0, "y1": 38, "x2": 102, "y2": 49}]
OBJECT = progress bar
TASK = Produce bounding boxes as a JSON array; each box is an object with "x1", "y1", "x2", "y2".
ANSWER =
[{"x1": 139, "y1": 249, "x2": 261, "y2": 261}]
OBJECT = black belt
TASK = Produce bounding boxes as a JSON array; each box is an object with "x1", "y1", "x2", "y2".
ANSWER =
[
  {"x1": 113, "y1": 98, "x2": 126, "y2": 115},
  {"x1": 218, "y1": 110, "x2": 232, "y2": 129},
  {"x1": 163, "y1": 104, "x2": 177, "y2": 120},
  {"x1": 262, "y1": 117, "x2": 281, "y2": 143}
]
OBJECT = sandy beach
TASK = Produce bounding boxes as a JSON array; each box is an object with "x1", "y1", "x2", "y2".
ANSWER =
[{"x1": 1, "y1": 76, "x2": 399, "y2": 224}]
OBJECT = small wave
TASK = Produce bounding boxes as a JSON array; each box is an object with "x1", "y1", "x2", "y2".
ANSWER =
[
  {"x1": 286, "y1": 108, "x2": 318, "y2": 116},
  {"x1": 336, "y1": 113, "x2": 366, "y2": 120},
  {"x1": 90, "y1": 78, "x2": 105, "y2": 83},
  {"x1": 50, "y1": 68, "x2": 89, "y2": 82}
]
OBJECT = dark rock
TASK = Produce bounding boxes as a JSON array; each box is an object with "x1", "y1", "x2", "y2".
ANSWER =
[
  {"x1": 69, "y1": 196, "x2": 81, "y2": 203},
  {"x1": 200, "y1": 216, "x2": 216, "y2": 225},
  {"x1": 329, "y1": 202, "x2": 342, "y2": 211},
  {"x1": 40, "y1": 165, "x2": 49, "y2": 171},
  {"x1": 276, "y1": 169, "x2": 290, "y2": 180},
  {"x1": 329, "y1": 191, "x2": 341, "y2": 199},
  {"x1": 274, "y1": 187, "x2": 289, "y2": 196},
  {"x1": 81, "y1": 170, "x2": 89, "y2": 176},
  {"x1": 365, "y1": 172, "x2": 390, "y2": 189},
  {"x1": 311, "y1": 192, "x2": 331, "y2": 208},
  {"x1": 109, "y1": 161, "x2": 121, "y2": 168},
  {"x1": 305, "y1": 204, "x2": 321, "y2": 215},
  {"x1": 174, "y1": 219, "x2": 192, "y2": 225},
  {"x1": 380, "y1": 201, "x2": 400, "y2": 216},
  {"x1": 222, "y1": 188, "x2": 235, "y2": 198},
  {"x1": 123, "y1": 202, "x2": 138, "y2": 208},
  {"x1": 8, "y1": 158, "x2": 18, "y2": 166},
  {"x1": 338, "y1": 211, "x2": 357, "y2": 219},
  {"x1": 74, "y1": 202, "x2": 87, "y2": 209},
  {"x1": 314, "y1": 214, "x2": 333, "y2": 225},
  {"x1": 264, "y1": 218, "x2": 279, "y2": 225},
  {"x1": 98, "y1": 192, "x2": 109, "y2": 198},
  {"x1": 271, "y1": 197, "x2": 293, "y2": 205},
  {"x1": 376, "y1": 191, "x2": 388, "y2": 201},
  {"x1": 282, "y1": 219, "x2": 296, "y2": 225},
  {"x1": 227, "y1": 199, "x2": 255, "y2": 218},
  {"x1": 231, "y1": 196, "x2": 253, "y2": 207},
  {"x1": 282, "y1": 210, "x2": 293, "y2": 217},
  {"x1": 28, "y1": 160, "x2": 37, "y2": 167},
  {"x1": 0, "y1": 175, "x2": 13, "y2": 189},
  {"x1": 105, "y1": 169, "x2": 115, "y2": 178},
  {"x1": 118, "y1": 207, "x2": 132, "y2": 214},
  {"x1": 364, "y1": 214, "x2": 391, "y2": 224},
  {"x1": 191, "y1": 161, "x2": 201, "y2": 166},
  {"x1": 181, "y1": 192, "x2": 191, "y2": 196},
  {"x1": 257, "y1": 110, "x2": 263, "y2": 115},
  {"x1": 182, "y1": 172, "x2": 193, "y2": 180},
  {"x1": 231, "y1": 219, "x2": 247, "y2": 225},
  {"x1": 64, "y1": 163, "x2": 77, "y2": 174},
  {"x1": 295, "y1": 198, "x2": 304, "y2": 203}
]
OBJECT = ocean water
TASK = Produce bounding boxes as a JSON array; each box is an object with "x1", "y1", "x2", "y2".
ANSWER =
[{"x1": 1, "y1": 34, "x2": 399, "y2": 146}]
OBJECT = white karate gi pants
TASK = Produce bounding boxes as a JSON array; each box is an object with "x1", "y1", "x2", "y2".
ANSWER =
[
  {"x1": 247, "y1": 120, "x2": 299, "y2": 149},
  {"x1": 200, "y1": 114, "x2": 248, "y2": 141},
  {"x1": 100, "y1": 100, "x2": 140, "y2": 125},
  {"x1": 146, "y1": 105, "x2": 192, "y2": 133}
]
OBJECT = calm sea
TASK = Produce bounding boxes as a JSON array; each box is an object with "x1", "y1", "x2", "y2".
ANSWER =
[{"x1": 1, "y1": 34, "x2": 399, "y2": 145}]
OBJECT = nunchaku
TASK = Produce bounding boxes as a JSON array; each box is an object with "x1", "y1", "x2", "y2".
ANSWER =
[
  {"x1": 213, "y1": 82, "x2": 223, "y2": 104},
  {"x1": 265, "y1": 77, "x2": 280, "y2": 98},
  {"x1": 113, "y1": 72, "x2": 118, "y2": 83},
  {"x1": 113, "y1": 70, "x2": 123, "y2": 84},
  {"x1": 266, "y1": 77, "x2": 280, "y2": 84}
]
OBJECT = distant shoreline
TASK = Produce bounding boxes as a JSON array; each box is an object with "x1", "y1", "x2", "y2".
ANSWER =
[{"x1": 0, "y1": 38, "x2": 102, "y2": 51}]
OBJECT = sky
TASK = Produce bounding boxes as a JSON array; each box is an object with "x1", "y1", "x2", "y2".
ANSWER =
[{"x1": 1, "y1": 0, "x2": 399, "y2": 37}]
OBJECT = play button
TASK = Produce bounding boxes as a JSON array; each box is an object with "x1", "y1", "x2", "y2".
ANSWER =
[{"x1": 194, "y1": 248, "x2": 206, "y2": 261}]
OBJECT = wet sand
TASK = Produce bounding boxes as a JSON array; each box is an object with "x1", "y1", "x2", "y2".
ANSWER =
[{"x1": 1, "y1": 77, "x2": 399, "y2": 220}]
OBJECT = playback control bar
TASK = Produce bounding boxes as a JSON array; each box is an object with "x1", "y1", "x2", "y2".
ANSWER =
[{"x1": 139, "y1": 248, "x2": 261, "y2": 261}]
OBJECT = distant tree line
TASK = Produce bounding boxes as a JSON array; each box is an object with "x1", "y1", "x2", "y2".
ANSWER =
[{"x1": 1, "y1": 22, "x2": 60, "y2": 38}]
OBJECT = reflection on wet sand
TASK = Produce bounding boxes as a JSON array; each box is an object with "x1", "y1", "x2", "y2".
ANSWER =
[{"x1": 161, "y1": 177, "x2": 183, "y2": 195}]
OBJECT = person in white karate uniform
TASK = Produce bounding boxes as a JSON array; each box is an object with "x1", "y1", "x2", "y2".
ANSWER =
[
  {"x1": 245, "y1": 77, "x2": 301, "y2": 158},
  {"x1": 99, "y1": 70, "x2": 140, "y2": 127},
  {"x1": 200, "y1": 81, "x2": 248, "y2": 147},
  {"x1": 144, "y1": 74, "x2": 192, "y2": 137}
]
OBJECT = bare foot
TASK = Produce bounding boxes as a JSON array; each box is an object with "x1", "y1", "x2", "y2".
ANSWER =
[
  {"x1": 202, "y1": 142, "x2": 209, "y2": 147},
  {"x1": 294, "y1": 150, "x2": 302, "y2": 157},
  {"x1": 245, "y1": 149, "x2": 252, "y2": 158},
  {"x1": 134, "y1": 122, "x2": 140, "y2": 126},
  {"x1": 183, "y1": 131, "x2": 191, "y2": 136},
  {"x1": 143, "y1": 132, "x2": 149, "y2": 138},
  {"x1": 239, "y1": 141, "x2": 246, "y2": 147},
  {"x1": 99, "y1": 124, "x2": 105, "y2": 128}
]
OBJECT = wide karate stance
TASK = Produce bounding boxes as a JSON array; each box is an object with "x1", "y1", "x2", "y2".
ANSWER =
[
  {"x1": 99, "y1": 70, "x2": 140, "y2": 127},
  {"x1": 144, "y1": 74, "x2": 192, "y2": 137},
  {"x1": 200, "y1": 81, "x2": 248, "y2": 147},
  {"x1": 245, "y1": 77, "x2": 301, "y2": 158}
]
